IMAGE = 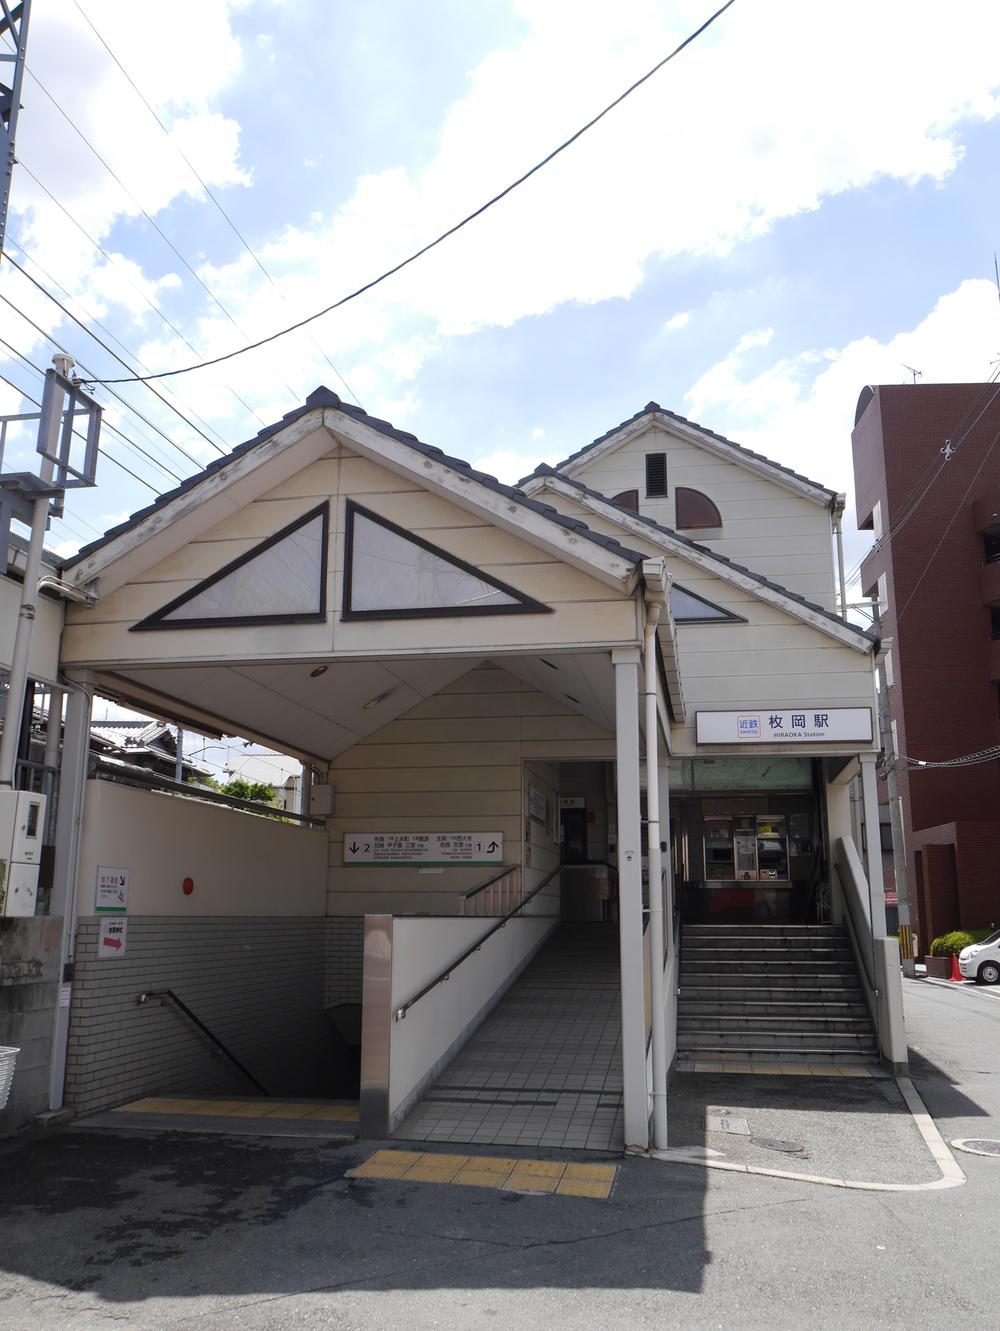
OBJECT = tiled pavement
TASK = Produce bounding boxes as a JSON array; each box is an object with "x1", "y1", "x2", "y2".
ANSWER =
[{"x1": 397, "y1": 923, "x2": 624, "y2": 1153}]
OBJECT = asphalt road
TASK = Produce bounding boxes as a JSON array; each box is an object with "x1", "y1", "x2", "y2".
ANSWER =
[{"x1": 1, "y1": 978, "x2": 998, "y2": 1331}]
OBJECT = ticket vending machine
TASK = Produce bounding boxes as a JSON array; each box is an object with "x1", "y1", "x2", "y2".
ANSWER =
[{"x1": 0, "y1": 790, "x2": 46, "y2": 917}]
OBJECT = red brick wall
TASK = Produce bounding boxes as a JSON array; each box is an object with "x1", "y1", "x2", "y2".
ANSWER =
[{"x1": 852, "y1": 384, "x2": 1000, "y2": 939}]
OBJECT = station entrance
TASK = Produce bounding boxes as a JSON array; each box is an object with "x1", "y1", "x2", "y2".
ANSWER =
[{"x1": 669, "y1": 756, "x2": 828, "y2": 926}]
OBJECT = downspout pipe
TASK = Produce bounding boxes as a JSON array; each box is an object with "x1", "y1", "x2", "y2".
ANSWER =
[
  {"x1": 833, "y1": 494, "x2": 848, "y2": 619},
  {"x1": 641, "y1": 561, "x2": 669, "y2": 1151}
]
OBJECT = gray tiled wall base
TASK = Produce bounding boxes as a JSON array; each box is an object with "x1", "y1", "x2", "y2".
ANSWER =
[{"x1": 66, "y1": 916, "x2": 364, "y2": 1116}]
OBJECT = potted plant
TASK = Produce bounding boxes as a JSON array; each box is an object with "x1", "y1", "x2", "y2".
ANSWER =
[{"x1": 925, "y1": 929, "x2": 993, "y2": 978}]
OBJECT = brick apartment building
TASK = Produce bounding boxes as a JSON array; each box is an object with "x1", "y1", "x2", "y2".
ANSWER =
[{"x1": 853, "y1": 382, "x2": 1000, "y2": 945}]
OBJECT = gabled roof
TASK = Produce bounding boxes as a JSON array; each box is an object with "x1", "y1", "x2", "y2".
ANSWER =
[
  {"x1": 529, "y1": 468, "x2": 875, "y2": 652},
  {"x1": 520, "y1": 401, "x2": 839, "y2": 506},
  {"x1": 66, "y1": 387, "x2": 646, "y2": 580}
]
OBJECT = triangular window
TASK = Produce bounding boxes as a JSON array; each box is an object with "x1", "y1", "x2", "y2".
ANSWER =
[
  {"x1": 134, "y1": 503, "x2": 328, "y2": 630},
  {"x1": 671, "y1": 584, "x2": 744, "y2": 623},
  {"x1": 343, "y1": 501, "x2": 550, "y2": 620}
]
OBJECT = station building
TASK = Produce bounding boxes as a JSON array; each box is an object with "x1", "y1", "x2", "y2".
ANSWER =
[{"x1": 1, "y1": 388, "x2": 905, "y2": 1150}]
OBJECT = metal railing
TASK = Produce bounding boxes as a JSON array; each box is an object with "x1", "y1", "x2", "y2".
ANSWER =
[
  {"x1": 137, "y1": 989, "x2": 270, "y2": 1095},
  {"x1": 395, "y1": 866, "x2": 561, "y2": 1021},
  {"x1": 459, "y1": 864, "x2": 521, "y2": 916}
]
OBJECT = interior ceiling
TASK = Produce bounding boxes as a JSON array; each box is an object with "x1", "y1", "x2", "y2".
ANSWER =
[{"x1": 108, "y1": 650, "x2": 617, "y2": 762}]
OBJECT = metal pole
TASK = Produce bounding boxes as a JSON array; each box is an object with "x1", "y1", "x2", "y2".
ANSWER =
[
  {"x1": 613, "y1": 647, "x2": 648, "y2": 1152},
  {"x1": 0, "y1": 0, "x2": 32, "y2": 257},
  {"x1": 0, "y1": 364, "x2": 66, "y2": 787},
  {"x1": 643, "y1": 605, "x2": 668, "y2": 1150},
  {"x1": 175, "y1": 727, "x2": 184, "y2": 783},
  {"x1": 871, "y1": 596, "x2": 915, "y2": 975}
]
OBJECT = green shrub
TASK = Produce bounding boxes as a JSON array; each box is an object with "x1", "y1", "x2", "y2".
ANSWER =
[{"x1": 930, "y1": 929, "x2": 993, "y2": 957}]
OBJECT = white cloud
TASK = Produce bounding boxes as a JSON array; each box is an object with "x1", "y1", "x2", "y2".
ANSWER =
[
  {"x1": 664, "y1": 311, "x2": 691, "y2": 331},
  {"x1": 682, "y1": 278, "x2": 1000, "y2": 571},
  {"x1": 531, "y1": 426, "x2": 545, "y2": 439}
]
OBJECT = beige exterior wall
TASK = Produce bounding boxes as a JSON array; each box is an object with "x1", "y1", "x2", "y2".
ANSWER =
[
  {"x1": 324, "y1": 663, "x2": 614, "y2": 915},
  {"x1": 0, "y1": 574, "x2": 64, "y2": 684},
  {"x1": 77, "y1": 779, "x2": 328, "y2": 916},
  {"x1": 539, "y1": 493, "x2": 876, "y2": 759},
  {"x1": 568, "y1": 421, "x2": 837, "y2": 609},
  {"x1": 61, "y1": 442, "x2": 637, "y2": 670}
]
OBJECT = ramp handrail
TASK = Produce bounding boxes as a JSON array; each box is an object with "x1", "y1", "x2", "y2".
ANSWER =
[
  {"x1": 395, "y1": 867, "x2": 561, "y2": 1021},
  {"x1": 460, "y1": 864, "x2": 521, "y2": 916}
]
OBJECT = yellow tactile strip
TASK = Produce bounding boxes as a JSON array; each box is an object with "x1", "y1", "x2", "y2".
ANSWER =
[
  {"x1": 348, "y1": 1149, "x2": 616, "y2": 1199},
  {"x1": 119, "y1": 1097, "x2": 359, "y2": 1122}
]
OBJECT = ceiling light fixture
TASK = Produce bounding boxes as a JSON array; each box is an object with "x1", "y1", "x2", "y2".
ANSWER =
[
  {"x1": 362, "y1": 693, "x2": 387, "y2": 710},
  {"x1": 310, "y1": 665, "x2": 328, "y2": 678}
]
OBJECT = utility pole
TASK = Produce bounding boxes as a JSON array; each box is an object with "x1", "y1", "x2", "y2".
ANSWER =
[
  {"x1": 871, "y1": 594, "x2": 915, "y2": 976},
  {"x1": 0, "y1": 0, "x2": 32, "y2": 255}
]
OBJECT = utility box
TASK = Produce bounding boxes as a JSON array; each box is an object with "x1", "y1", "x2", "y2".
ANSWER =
[{"x1": 0, "y1": 790, "x2": 46, "y2": 917}]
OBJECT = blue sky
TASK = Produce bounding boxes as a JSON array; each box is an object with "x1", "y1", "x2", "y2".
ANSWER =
[{"x1": 6, "y1": 0, "x2": 1000, "y2": 775}]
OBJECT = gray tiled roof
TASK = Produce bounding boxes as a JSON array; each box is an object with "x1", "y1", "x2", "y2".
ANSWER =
[
  {"x1": 67, "y1": 387, "x2": 647, "y2": 570},
  {"x1": 533, "y1": 467, "x2": 874, "y2": 644},
  {"x1": 520, "y1": 401, "x2": 838, "y2": 500}
]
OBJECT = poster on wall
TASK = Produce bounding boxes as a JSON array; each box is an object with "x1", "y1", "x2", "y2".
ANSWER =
[
  {"x1": 97, "y1": 916, "x2": 127, "y2": 959},
  {"x1": 95, "y1": 866, "x2": 129, "y2": 913},
  {"x1": 527, "y1": 785, "x2": 548, "y2": 824},
  {"x1": 344, "y1": 832, "x2": 503, "y2": 865}
]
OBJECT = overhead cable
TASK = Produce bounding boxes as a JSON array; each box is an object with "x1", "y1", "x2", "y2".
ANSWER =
[{"x1": 81, "y1": 0, "x2": 739, "y2": 387}]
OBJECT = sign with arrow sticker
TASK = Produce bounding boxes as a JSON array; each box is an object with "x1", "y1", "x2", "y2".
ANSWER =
[
  {"x1": 343, "y1": 833, "x2": 503, "y2": 866},
  {"x1": 95, "y1": 866, "x2": 129, "y2": 913}
]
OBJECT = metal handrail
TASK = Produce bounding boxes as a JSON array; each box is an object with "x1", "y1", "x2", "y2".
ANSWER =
[
  {"x1": 460, "y1": 864, "x2": 516, "y2": 902},
  {"x1": 395, "y1": 866, "x2": 561, "y2": 1021},
  {"x1": 137, "y1": 988, "x2": 270, "y2": 1095}
]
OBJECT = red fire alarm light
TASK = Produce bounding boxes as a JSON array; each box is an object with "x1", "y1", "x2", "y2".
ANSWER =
[{"x1": 182, "y1": 877, "x2": 194, "y2": 896}]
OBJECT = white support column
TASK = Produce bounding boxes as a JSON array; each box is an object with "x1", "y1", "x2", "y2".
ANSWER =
[
  {"x1": 48, "y1": 673, "x2": 94, "y2": 1110},
  {"x1": 859, "y1": 752, "x2": 887, "y2": 939},
  {"x1": 613, "y1": 647, "x2": 648, "y2": 1152}
]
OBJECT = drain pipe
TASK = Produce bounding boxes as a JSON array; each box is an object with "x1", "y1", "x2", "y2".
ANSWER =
[
  {"x1": 833, "y1": 495, "x2": 848, "y2": 619},
  {"x1": 642, "y1": 561, "x2": 669, "y2": 1151}
]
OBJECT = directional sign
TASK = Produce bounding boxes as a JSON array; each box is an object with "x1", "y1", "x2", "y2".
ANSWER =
[
  {"x1": 97, "y1": 916, "x2": 127, "y2": 959},
  {"x1": 344, "y1": 833, "x2": 503, "y2": 866},
  {"x1": 96, "y1": 866, "x2": 129, "y2": 913}
]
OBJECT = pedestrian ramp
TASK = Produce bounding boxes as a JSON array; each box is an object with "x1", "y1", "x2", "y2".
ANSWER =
[{"x1": 395, "y1": 923, "x2": 624, "y2": 1153}]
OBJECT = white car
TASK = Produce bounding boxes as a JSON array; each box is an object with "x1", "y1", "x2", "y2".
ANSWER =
[{"x1": 958, "y1": 928, "x2": 1000, "y2": 985}]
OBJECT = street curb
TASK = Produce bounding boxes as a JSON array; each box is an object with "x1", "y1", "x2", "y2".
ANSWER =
[{"x1": 650, "y1": 1076, "x2": 966, "y2": 1193}]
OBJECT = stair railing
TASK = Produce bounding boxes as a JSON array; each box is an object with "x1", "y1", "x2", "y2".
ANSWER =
[
  {"x1": 459, "y1": 864, "x2": 521, "y2": 917},
  {"x1": 136, "y1": 989, "x2": 269, "y2": 1095}
]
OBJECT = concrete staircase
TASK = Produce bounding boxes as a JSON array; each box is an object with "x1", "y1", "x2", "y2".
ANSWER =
[{"x1": 677, "y1": 924, "x2": 878, "y2": 1065}]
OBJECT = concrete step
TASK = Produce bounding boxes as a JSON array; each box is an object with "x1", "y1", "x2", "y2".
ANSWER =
[
  {"x1": 678, "y1": 1034, "x2": 879, "y2": 1055},
  {"x1": 679, "y1": 999, "x2": 869, "y2": 1019},
  {"x1": 678, "y1": 972, "x2": 863, "y2": 990},
  {"x1": 682, "y1": 947, "x2": 855, "y2": 963},
  {"x1": 678, "y1": 1014, "x2": 874, "y2": 1035},
  {"x1": 681, "y1": 960, "x2": 855, "y2": 977},
  {"x1": 682, "y1": 925, "x2": 845, "y2": 938}
]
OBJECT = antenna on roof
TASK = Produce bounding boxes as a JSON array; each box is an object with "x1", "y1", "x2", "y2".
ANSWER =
[{"x1": 901, "y1": 364, "x2": 923, "y2": 385}]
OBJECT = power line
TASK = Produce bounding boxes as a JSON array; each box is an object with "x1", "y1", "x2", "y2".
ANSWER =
[
  {"x1": 844, "y1": 368, "x2": 1000, "y2": 592},
  {"x1": 4, "y1": 236, "x2": 232, "y2": 455},
  {"x1": 12, "y1": 51, "x2": 312, "y2": 409},
  {"x1": 83, "y1": 0, "x2": 739, "y2": 387},
  {"x1": 0, "y1": 293, "x2": 188, "y2": 483},
  {"x1": 0, "y1": 368, "x2": 161, "y2": 493},
  {"x1": 70, "y1": 0, "x2": 364, "y2": 409},
  {"x1": 2, "y1": 251, "x2": 226, "y2": 463},
  {"x1": 15, "y1": 162, "x2": 268, "y2": 427}
]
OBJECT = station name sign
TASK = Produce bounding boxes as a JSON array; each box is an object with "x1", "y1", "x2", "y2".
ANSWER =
[
  {"x1": 344, "y1": 832, "x2": 504, "y2": 865},
  {"x1": 696, "y1": 708, "x2": 873, "y2": 745}
]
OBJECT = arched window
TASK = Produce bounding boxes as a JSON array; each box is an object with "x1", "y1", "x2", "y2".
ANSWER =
[
  {"x1": 674, "y1": 487, "x2": 722, "y2": 529},
  {"x1": 611, "y1": 489, "x2": 639, "y2": 512}
]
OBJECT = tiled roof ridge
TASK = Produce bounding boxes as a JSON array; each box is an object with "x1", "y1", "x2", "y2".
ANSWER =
[
  {"x1": 67, "y1": 386, "x2": 646, "y2": 570},
  {"x1": 543, "y1": 471, "x2": 874, "y2": 643},
  {"x1": 519, "y1": 400, "x2": 837, "y2": 499}
]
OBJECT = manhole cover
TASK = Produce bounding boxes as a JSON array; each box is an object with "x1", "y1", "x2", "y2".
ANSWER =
[
  {"x1": 950, "y1": 1138, "x2": 1000, "y2": 1157},
  {"x1": 751, "y1": 1136, "x2": 805, "y2": 1154}
]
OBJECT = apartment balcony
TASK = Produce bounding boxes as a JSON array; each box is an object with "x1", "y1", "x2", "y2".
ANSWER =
[{"x1": 980, "y1": 558, "x2": 1000, "y2": 607}]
